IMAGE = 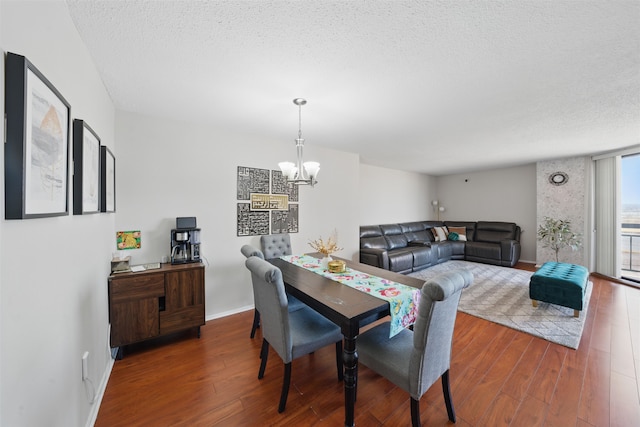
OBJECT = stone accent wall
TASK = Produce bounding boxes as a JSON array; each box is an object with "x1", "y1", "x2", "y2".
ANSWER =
[{"x1": 536, "y1": 157, "x2": 589, "y2": 266}]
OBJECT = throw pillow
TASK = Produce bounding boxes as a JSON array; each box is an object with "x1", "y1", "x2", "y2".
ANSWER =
[
  {"x1": 431, "y1": 226, "x2": 448, "y2": 242},
  {"x1": 448, "y1": 232, "x2": 459, "y2": 241},
  {"x1": 447, "y1": 226, "x2": 467, "y2": 241}
]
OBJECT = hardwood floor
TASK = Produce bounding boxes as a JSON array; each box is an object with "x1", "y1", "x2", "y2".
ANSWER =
[{"x1": 95, "y1": 264, "x2": 640, "y2": 426}]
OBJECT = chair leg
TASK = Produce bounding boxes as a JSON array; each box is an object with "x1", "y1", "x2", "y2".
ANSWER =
[
  {"x1": 259, "y1": 336, "x2": 268, "y2": 360},
  {"x1": 335, "y1": 341, "x2": 344, "y2": 381},
  {"x1": 441, "y1": 370, "x2": 456, "y2": 423},
  {"x1": 250, "y1": 309, "x2": 260, "y2": 339},
  {"x1": 258, "y1": 339, "x2": 269, "y2": 379},
  {"x1": 410, "y1": 398, "x2": 421, "y2": 427},
  {"x1": 278, "y1": 362, "x2": 292, "y2": 413}
]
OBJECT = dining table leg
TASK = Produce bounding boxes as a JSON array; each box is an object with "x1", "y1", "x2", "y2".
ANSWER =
[{"x1": 343, "y1": 332, "x2": 358, "y2": 426}]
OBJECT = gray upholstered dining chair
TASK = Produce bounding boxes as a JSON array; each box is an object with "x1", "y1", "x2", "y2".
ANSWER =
[
  {"x1": 241, "y1": 244, "x2": 306, "y2": 338},
  {"x1": 244, "y1": 256, "x2": 344, "y2": 413},
  {"x1": 357, "y1": 269, "x2": 473, "y2": 427},
  {"x1": 259, "y1": 233, "x2": 306, "y2": 322},
  {"x1": 240, "y1": 244, "x2": 267, "y2": 338},
  {"x1": 260, "y1": 233, "x2": 293, "y2": 259}
]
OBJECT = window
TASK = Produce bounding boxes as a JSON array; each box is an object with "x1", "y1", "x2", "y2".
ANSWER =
[{"x1": 621, "y1": 153, "x2": 640, "y2": 282}]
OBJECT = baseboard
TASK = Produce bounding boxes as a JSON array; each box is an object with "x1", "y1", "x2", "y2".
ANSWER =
[
  {"x1": 206, "y1": 304, "x2": 253, "y2": 322},
  {"x1": 591, "y1": 272, "x2": 640, "y2": 289},
  {"x1": 85, "y1": 355, "x2": 115, "y2": 427}
]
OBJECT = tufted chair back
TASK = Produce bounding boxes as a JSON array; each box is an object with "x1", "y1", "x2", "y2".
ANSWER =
[{"x1": 260, "y1": 234, "x2": 293, "y2": 259}]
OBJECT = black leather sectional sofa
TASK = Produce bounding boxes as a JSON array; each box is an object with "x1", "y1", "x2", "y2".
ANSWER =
[{"x1": 359, "y1": 220, "x2": 521, "y2": 274}]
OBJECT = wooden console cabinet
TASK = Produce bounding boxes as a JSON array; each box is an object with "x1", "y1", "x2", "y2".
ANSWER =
[{"x1": 108, "y1": 262, "x2": 205, "y2": 358}]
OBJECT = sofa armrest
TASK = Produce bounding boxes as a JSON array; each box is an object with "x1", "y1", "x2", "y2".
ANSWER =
[
  {"x1": 359, "y1": 248, "x2": 390, "y2": 270},
  {"x1": 500, "y1": 239, "x2": 521, "y2": 267}
]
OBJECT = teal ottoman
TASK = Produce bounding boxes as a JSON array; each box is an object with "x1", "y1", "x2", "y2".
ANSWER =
[{"x1": 529, "y1": 262, "x2": 589, "y2": 317}]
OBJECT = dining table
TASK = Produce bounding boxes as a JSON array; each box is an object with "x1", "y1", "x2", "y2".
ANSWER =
[{"x1": 268, "y1": 254, "x2": 425, "y2": 427}]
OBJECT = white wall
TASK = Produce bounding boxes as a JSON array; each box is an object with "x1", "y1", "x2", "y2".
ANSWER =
[
  {"x1": 1, "y1": 1, "x2": 116, "y2": 426},
  {"x1": 358, "y1": 164, "x2": 436, "y2": 226},
  {"x1": 435, "y1": 164, "x2": 538, "y2": 262},
  {"x1": 115, "y1": 111, "x2": 362, "y2": 318}
]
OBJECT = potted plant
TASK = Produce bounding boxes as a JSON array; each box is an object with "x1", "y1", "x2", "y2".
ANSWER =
[{"x1": 537, "y1": 217, "x2": 582, "y2": 262}]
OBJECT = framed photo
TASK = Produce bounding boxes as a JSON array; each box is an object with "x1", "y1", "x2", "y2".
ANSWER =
[
  {"x1": 73, "y1": 120, "x2": 101, "y2": 214},
  {"x1": 100, "y1": 146, "x2": 115, "y2": 212},
  {"x1": 4, "y1": 52, "x2": 71, "y2": 219},
  {"x1": 116, "y1": 231, "x2": 141, "y2": 250}
]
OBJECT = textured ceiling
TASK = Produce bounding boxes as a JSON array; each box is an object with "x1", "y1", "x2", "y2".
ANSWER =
[{"x1": 66, "y1": 0, "x2": 640, "y2": 175}]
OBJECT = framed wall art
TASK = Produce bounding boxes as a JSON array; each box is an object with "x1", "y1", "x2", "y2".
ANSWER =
[
  {"x1": 72, "y1": 119, "x2": 101, "y2": 214},
  {"x1": 100, "y1": 146, "x2": 116, "y2": 212},
  {"x1": 237, "y1": 166, "x2": 269, "y2": 200},
  {"x1": 271, "y1": 204, "x2": 299, "y2": 234},
  {"x1": 237, "y1": 203, "x2": 269, "y2": 236},
  {"x1": 4, "y1": 52, "x2": 71, "y2": 219},
  {"x1": 116, "y1": 230, "x2": 141, "y2": 250}
]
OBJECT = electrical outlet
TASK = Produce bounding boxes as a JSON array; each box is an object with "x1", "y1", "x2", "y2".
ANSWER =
[{"x1": 82, "y1": 351, "x2": 89, "y2": 381}]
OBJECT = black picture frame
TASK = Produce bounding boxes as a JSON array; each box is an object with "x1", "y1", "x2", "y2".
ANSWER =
[
  {"x1": 4, "y1": 52, "x2": 71, "y2": 219},
  {"x1": 100, "y1": 146, "x2": 116, "y2": 212},
  {"x1": 73, "y1": 119, "x2": 101, "y2": 214}
]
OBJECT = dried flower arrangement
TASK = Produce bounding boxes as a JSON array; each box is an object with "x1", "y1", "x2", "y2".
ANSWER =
[{"x1": 308, "y1": 229, "x2": 343, "y2": 256}]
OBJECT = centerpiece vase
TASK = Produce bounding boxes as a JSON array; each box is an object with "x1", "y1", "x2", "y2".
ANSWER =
[{"x1": 321, "y1": 254, "x2": 332, "y2": 269}]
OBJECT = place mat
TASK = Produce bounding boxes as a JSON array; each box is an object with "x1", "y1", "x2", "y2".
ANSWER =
[{"x1": 280, "y1": 255, "x2": 420, "y2": 337}]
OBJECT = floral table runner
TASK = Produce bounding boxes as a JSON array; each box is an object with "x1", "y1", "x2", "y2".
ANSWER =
[{"x1": 280, "y1": 254, "x2": 421, "y2": 337}]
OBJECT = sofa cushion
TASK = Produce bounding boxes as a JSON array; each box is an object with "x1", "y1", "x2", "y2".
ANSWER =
[
  {"x1": 387, "y1": 248, "x2": 415, "y2": 273},
  {"x1": 361, "y1": 236, "x2": 388, "y2": 250},
  {"x1": 360, "y1": 225, "x2": 382, "y2": 239},
  {"x1": 422, "y1": 221, "x2": 444, "y2": 228},
  {"x1": 380, "y1": 223, "x2": 403, "y2": 235},
  {"x1": 410, "y1": 230, "x2": 432, "y2": 242},
  {"x1": 378, "y1": 223, "x2": 407, "y2": 250},
  {"x1": 399, "y1": 222, "x2": 426, "y2": 233},
  {"x1": 465, "y1": 241, "x2": 501, "y2": 260},
  {"x1": 449, "y1": 241, "x2": 466, "y2": 259},
  {"x1": 434, "y1": 241, "x2": 453, "y2": 262},
  {"x1": 400, "y1": 221, "x2": 433, "y2": 243},
  {"x1": 410, "y1": 246, "x2": 434, "y2": 269},
  {"x1": 385, "y1": 234, "x2": 409, "y2": 250},
  {"x1": 475, "y1": 221, "x2": 517, "y2": 243},
  {"x1": 360, "y1": 225, "x2": 387, "y2": 249}
]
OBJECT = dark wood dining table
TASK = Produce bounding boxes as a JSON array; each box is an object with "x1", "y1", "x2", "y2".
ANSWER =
[{"x1": 268, "y1": 254, "x2": 425, "y2": 427}]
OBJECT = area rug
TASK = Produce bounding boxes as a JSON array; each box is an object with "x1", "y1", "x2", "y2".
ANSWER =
[{"x1": 408, "y1": 261, "x2": 593, "y2": 349}]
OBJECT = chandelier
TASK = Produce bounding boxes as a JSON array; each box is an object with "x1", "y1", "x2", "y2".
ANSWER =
[{"x1": 278, "y1": 98, "x2": 320, "y2": 187}]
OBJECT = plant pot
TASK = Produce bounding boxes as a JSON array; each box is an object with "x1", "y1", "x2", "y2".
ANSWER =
[{"x1": 321, "y1": 255, "x2": 332, "y2": 269}]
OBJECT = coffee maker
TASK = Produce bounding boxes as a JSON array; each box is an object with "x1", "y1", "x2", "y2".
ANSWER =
[{"x1": 170, "y1": 217, "x2": 201, "y2": 264}]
